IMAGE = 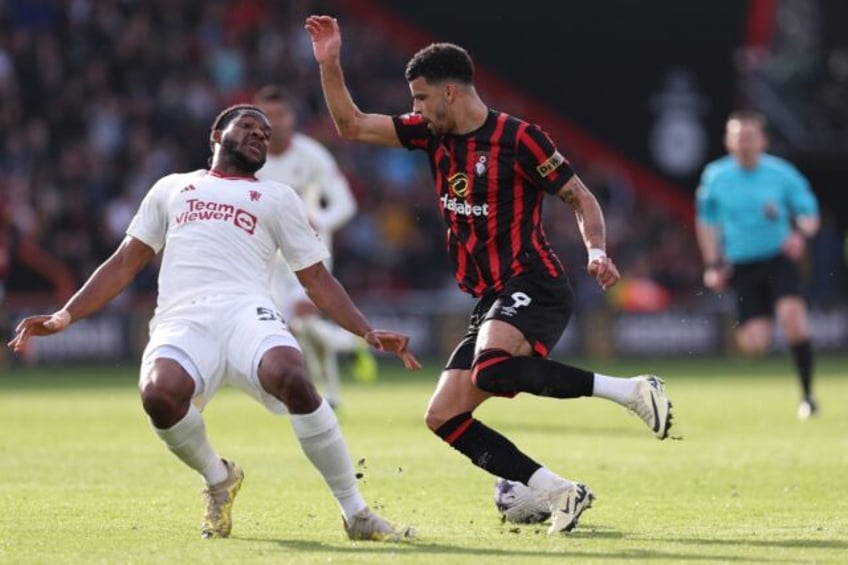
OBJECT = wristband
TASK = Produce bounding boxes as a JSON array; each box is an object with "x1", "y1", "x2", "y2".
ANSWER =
[
  {"x1": 587, "y1": 248, "x2": 606, "y2": 263},
  {"x1": 46, "y1": 309, "x2": 72, "y2": 330}
]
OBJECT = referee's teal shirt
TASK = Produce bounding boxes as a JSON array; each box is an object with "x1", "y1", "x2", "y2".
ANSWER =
[{"x1": 695, "y1": 154, "x2": 819, "y2": 264}]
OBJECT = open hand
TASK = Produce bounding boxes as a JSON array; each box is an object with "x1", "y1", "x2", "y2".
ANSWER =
[
  {"x1": 305, "y1": 15, "x2": 342, "y2": 64},
  {"x1": 363, "y1": 330, "x2": 422, "y2": 370},
  {"x1": 7, "y1": 310, "x2": 72, "y2": 353}
]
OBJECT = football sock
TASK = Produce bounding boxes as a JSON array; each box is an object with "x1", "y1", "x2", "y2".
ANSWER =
[
  {"x1": 789, "y1": 339, "x2": 814, "y2": 398},
  {"x1": 528, "y1": 467, "x2": 573, "y2": 492},
  {"x1": 592, "y1": 373, "x2": 639, "y2": 405},
  {"x1": 320, "y1": 346, "x2": 342, "y2": 408},
  {"x1": 471, "y1": 349, "x2": 594, "y2": 398},
  {"x1": 153, "y1": 404, "x2": 228, "y2": 485},
  {"x1": 435, "y1": 412, "x2": 541, "y2": 484},
  {"x1": 290, "y1": 399, "x2": 366, "y2": 520}
]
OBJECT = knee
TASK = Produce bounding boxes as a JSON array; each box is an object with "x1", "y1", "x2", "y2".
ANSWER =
[
  {"x1": 471, "y1": 349, "x2": 515, "y2": 395},
  {"x1": 259, "y1": 353, "x2": 320, "y2": 412},
  {"x1": 424, "y1": 407, "x2": 447, "y2": 433},
  {"x1": 140, "y1": 374, "x2": 193, "y2": 426},
  {"x1": 736, "y1": 333, "x2": 771, "y2": 355}
]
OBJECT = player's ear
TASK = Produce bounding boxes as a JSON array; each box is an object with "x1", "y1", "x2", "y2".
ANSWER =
[
  {"x1": 444, "y1": 82, "x2": 457, "y2": 102},
  {"x1": 210, "y1": 129, "x2": 222, "y2": 145}
]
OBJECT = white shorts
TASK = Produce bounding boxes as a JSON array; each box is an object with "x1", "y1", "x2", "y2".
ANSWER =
[{"x1": 139, "y1": 294, "x2": 301, "y2": 415}]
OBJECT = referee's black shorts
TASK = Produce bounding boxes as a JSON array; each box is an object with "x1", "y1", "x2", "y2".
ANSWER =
[
  {"x1": 730, "y1": 253, "x2": 804, "y2": 324},
  {"x1": 445, "y1": 269, "x2": 574, "y2": 371}
]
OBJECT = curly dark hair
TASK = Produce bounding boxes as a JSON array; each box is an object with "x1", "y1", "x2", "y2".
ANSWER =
[{"x1": 405, "y1": 42, "x2": 474, "y2": 84}]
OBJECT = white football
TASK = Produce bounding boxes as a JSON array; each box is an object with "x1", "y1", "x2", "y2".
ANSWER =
[{"x1": 493, "y1": 478, "x2": 551, "y2": 524}]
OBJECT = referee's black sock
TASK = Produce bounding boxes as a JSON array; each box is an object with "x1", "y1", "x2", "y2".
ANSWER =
[
  {"x1": 434, "y1": 412, "x2": 541, "y2": 484},
  {"x1": 471, "y1": 348, "x2": 594, "y2": 398},
  {"x1": 789, "y1": 339, "x2": 814, "y2": 398}
]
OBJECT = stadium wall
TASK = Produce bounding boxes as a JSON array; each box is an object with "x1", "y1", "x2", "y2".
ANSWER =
[{"x1": 5, "y1": 293, "x2": 846, "y2": 365}]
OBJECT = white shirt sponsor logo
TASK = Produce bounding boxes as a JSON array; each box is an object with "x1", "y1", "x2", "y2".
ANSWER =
[{"x1": 440, "y1": 194, "x2": 489, "y2": 217}]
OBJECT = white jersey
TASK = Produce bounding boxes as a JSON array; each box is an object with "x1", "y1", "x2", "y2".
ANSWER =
[
  {"x1": 256, "y1": 132, "x2": 356, "y2": 312},
  {"x1": 126, "y1": 169, "x2": 329, "y2": 323},
  {"x1": 256, "y1": 132, "x2": 356, "y2": 249}
]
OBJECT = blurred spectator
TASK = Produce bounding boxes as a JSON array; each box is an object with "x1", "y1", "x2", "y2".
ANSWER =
[{"x1": 0, "y1": 0, "x2": 839, "y2": 313}]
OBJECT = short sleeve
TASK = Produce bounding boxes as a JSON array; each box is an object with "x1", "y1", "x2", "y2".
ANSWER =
[
  {"x1": 695, "y1": 165, "x2": 718, "y2": 225},
  {"x1": 515, "y1": 123, "x2": 574, "y2": 194},
  {"x1": 273, "y1": 186, "x2": 330, "y2": 272},
  {"x1": 392, "y1": 113, "x2": 432, "y2": 151},
  {"x1": 126, "y1": 176, "x2": 171, "y2": 253},
  {"x1": 782, "y1": 163, "x2": 819, "y2": 217}
]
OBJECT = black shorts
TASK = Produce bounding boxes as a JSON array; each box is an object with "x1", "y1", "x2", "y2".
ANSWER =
[
  {"x1": 730, "y1": 254, "x2": 803, "y2": 324},
  {"x1": 445, "y1": 270, "x2": 574, "y2": 370}
]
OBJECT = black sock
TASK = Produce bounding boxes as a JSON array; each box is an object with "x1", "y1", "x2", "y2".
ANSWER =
[
  {"x1": 434, "y1": 412, "x2": 541, "y2": 483},
  {"x1": 789, "y1": 340, "x2": 814, "y2": 398},
  {"x1": 472, "y1": 348, "x2": 594, "y2": 398}
]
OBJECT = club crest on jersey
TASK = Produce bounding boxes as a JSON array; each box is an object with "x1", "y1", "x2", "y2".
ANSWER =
[
  {"x1": 448, "y1": 172, "x2": 470, "y2": 197},
  {"x1": 536, "y1": 151, "x2": 565, "y2": 178},
  {"x1": 474, "y1": 152, "x2": 489, "y2": 177}
]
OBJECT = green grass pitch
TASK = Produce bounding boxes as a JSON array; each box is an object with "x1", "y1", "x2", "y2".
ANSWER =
[{"x1": 1, "y1": 354, "x2": 846, "y2": 564}]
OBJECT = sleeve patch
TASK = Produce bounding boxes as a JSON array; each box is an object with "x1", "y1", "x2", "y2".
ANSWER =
[{"x1": 536, "y1": 151, "x2": 565, "y2": 178}]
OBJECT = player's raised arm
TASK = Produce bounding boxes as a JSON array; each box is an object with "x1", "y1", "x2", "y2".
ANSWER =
[
  {"x1": 8, "y1": 236, "x2": 156, "y2": 353},
  {"x1": 305, "y1": 15, "x2": 401, "y2": 147}
]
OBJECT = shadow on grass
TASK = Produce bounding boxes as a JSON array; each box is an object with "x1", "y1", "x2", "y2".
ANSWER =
[
  {"x1": 237, "y1": 528, "x2": 809, "y2": 562},
  {"x1": 649, "y1": 535, "x2": 848, "y2": 550}
]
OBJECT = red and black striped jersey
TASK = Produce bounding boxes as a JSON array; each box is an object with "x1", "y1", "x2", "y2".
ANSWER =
[{"x1": 392, "y1": 109, "x2": 574, "y2": 297}]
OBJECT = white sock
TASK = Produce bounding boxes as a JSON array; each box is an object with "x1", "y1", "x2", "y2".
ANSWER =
[
  {"x1": 593, "y1": 373, "x2": 638, "y2": 405},
  {"x1": 290, "y1": 399, "x2": 366, "y2": 520},
  {"x1": 301, "y1": 316, "x2": 362, "y2": 353},
  {"x1": 527, "y1": 467, "x2": 572, "y2": 493},
  {"x1": 153, "y1": 404, "x2": 228, "y2": 485},
  {"x1": 321, "y1": 346, "x2": 341, "y2": 407}
]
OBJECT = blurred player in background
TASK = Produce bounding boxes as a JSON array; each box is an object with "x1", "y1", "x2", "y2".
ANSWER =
[
  {"x1": 254, "y1": 85, "x2": 377, "y2": 409},
  {"x1": 696, "y1": 110, "x2": 820, "y2": 420},
  {"x1": 8, "y1": 104, "x2": 419, "y2": 542},
  {"x1": 306, "y1": 15, "x2": 673, "y2": 535}
]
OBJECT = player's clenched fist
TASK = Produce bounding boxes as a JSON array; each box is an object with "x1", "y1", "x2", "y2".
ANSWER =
[{"x1": 587, "y1": 255, "x2": 620, "y2": 291}]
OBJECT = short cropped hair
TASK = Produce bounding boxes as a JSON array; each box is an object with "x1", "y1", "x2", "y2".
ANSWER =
[
  {"x1": 727, "y1": 110, "x2": 767, "y2": 129},
  {"x1": 405, "y1": 42, "x2": 474, "y2": 84},
  {"x1": 209, "y1": 104, "x2": 265, "y2": 153}
]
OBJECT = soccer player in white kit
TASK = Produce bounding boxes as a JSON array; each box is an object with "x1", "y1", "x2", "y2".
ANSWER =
[
  {"x1": 254, "y1": 85, "x2": 377, "y2": 409},
  {"x1": 8, "y1": 104, "x2": 420, "y2": 542}
]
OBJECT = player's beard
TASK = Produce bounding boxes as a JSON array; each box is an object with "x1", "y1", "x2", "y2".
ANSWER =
[{"x1": 222, "y1": 137, "x2": 266, "y2": 174}]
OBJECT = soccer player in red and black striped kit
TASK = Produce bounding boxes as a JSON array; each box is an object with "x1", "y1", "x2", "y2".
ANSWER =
[{"x1": 306, "y1": 15, "x2": 674, "y2": 534}]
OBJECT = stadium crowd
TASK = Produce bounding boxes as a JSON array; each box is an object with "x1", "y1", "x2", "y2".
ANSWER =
[{"x1": 1, "y1": 0, "x2": 843, "y2": 316}]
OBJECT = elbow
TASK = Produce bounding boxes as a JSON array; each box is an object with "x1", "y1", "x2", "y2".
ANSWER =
[{"x1": 336, "y1": 122, "x2": 359, "y2": 141}]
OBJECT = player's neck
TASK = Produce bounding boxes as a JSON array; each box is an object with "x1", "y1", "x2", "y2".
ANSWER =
[
  {"x1": 734, "y1": 154, "x2": 760, "y2": 170},
  {"x1": 452, "y1": 95, "x2": 489, "y2": 135},
  {"x1": 209, "y1": 167, "x2": 257, "y2": 180}
]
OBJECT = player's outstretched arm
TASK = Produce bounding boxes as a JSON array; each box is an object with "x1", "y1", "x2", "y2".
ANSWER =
[
  {"x1": 305, "y1": 15, "x2": 401, "y2": 147},
  {"x1": 295, "y1": 262, "x2": 421, "y2": 369},
  {"x1": 7, "y1": 236, "x2": 156, "y2": 353},
  {"x1": 556, "y1": 175, "x2": 621, "y2": 291}
]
